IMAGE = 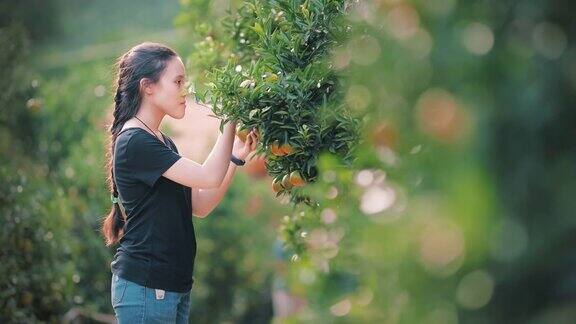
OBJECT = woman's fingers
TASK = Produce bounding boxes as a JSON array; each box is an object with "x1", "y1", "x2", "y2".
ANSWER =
[
  {"x1": 251, "y1": 134, "x2": 258, "y2": 150},
  {"x1": 246, "y1": 133, "x2": 257, "y2": 151}
]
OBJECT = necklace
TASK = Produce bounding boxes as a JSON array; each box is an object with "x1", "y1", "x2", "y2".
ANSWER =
[{"x1": 134, "y1": 116, "x2": 167, "y2": 147}]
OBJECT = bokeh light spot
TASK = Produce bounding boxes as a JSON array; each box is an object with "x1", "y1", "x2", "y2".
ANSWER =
[
  {"x1": 360, "y1": 184, "x2": 396, "y2": 215},
  {"x1": 532, "y1": 22, "x2": 567, "y2": 59},
  {"x1": 489, "y1": 218, "x2": 528, "y2": 262},
  {"x1": 419, "y1": 219, "x2": 465, "y2": 275},
  {"x1": 349, "y1": 35, "x2": 381, "y2": 65},
  {"x1": 321, "y1": 208, "x2": 337, "y2": 224},
  {"x1": 330, "y1": 298, "x2": 352, "y2": 317},
  {"x1": 346, "y1": 84, "x2": 372, "y2": 111},
  {"x1": 386, "y1": 5, "x2": 420, "y2": 40},
  {"x1": 415, "y1": 88, "x2": 468, "y2": 143},
  {"x1": 461, "y1": 22, "x2": 494, "y2": 55},
  {"x1": 456, "y1": 270, "x2": 494, "y2": 309}
]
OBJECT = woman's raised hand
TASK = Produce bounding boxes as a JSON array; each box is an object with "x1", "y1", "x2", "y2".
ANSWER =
[{"x1": 233, "y1": 128, "x2": 259, "y2": 160}]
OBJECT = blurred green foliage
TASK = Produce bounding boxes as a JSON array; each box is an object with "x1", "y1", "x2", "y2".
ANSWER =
[
  {"x1": 0, "y1": 23, "x2": 76, "y2": 323},
  {"x1": 271, "y1": 0, "x2": 576, "y2": 322},
  {"x1": 190, "y1": 175, "x2": 279, "y2": 322},
  {"x1": 1, "y1": 21, "x2": 120, "y2": 318}
]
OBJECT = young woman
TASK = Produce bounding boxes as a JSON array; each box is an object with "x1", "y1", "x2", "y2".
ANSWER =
[{"x1": 100, "y1": 42, "x2": 258, "y2": 323}]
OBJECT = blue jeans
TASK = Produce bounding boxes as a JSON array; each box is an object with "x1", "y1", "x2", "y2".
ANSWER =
[{"x1": 111, "y1": 273, "x2": 191, "y2": 323}]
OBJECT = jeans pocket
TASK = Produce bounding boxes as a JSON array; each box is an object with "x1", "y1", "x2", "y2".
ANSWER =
[{"x1": 112, "y1": 274, "x2": 128, "y2": 306}]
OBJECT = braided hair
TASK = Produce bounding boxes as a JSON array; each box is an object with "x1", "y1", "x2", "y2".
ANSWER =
[{"x1": 101, "y1": 42, "x2": 177, "y2": 247}]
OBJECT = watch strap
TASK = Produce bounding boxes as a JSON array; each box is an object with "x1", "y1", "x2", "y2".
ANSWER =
[{"x1": 231, "y1": 154, "x2": 245, "y2": 166}]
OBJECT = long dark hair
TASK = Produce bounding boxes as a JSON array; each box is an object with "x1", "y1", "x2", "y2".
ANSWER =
[{"x1": 101, "y1": 42, "x2": 177, "y2": 247}]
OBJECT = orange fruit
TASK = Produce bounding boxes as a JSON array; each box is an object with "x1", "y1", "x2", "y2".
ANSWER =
[
  {"x1": 281, "y1": 174, "x2": 293, "y2": 190},
  {"x1": 272, "y1": 177, "x2": 284, "y2": 193},
  {"x1": 289, "y1": 171, "x2": 306, "y2": 187},
  {"x1": 280, "y1": 143, "x2": 295, "y2": 155},
  {"x1": 270, "y1": 140, "x2": 285, "y2": 156},
  {"x1": 236, "y1": 126, "x2": 249, "y2": 142}
]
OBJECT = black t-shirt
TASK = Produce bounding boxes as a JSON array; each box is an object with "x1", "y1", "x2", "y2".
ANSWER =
[{"x1": 110, "y1": 127, "x2": 196, "y2": 293}]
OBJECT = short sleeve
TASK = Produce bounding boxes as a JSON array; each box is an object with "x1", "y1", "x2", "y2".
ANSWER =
[{"x1": 127, "y1": 131, "x2": 182, "y2": 187}]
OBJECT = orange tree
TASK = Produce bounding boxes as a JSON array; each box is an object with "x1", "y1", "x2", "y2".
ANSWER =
[{"x1": 193, "y1": 0, "x2": 360, "y2": 206}]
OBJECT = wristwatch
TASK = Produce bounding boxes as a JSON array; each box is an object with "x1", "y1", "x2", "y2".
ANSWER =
[{"x1": 231, "y1": 154, "x2": 245, "y2": 166}]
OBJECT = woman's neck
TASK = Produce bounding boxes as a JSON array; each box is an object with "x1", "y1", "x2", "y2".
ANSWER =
[{"x1": 134, "y1": 103, "x2": 164, "y2": 133}]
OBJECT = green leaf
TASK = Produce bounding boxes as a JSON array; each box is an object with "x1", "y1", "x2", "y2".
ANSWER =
[
  {"x1": 249, "y1": 109, "x2": 260, "y2": 119},
  {"x1": 250, "y1": 22, "x2": 265, "y2": 37}
]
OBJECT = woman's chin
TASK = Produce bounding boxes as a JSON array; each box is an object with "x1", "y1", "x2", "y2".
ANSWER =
[{"x1": 167, "y1": 108, "x2": 186, "y2": 119}]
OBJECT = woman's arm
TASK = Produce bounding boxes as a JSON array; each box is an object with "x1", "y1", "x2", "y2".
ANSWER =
[
  {"x1": 192, "y1": 130, "x2": 258, "y2": 218},
  {"x1": 191, "y1": 160, "x2": 239, "y2": 217},
  {"x1": 162, "y1": 122, "x2": 236, "y2": 189},
  {"x1": 197, "y1": 121, "x2": 237, "y2": 186}
]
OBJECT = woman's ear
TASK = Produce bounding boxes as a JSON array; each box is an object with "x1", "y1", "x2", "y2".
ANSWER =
[{"x1": 139, "y1": 78, "x2": 154, "y2": 96}]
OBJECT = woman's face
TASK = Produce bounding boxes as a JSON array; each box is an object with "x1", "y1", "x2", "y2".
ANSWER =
[{"x1": 148, "y1": 56, "x2": 188, "y2": 119}]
